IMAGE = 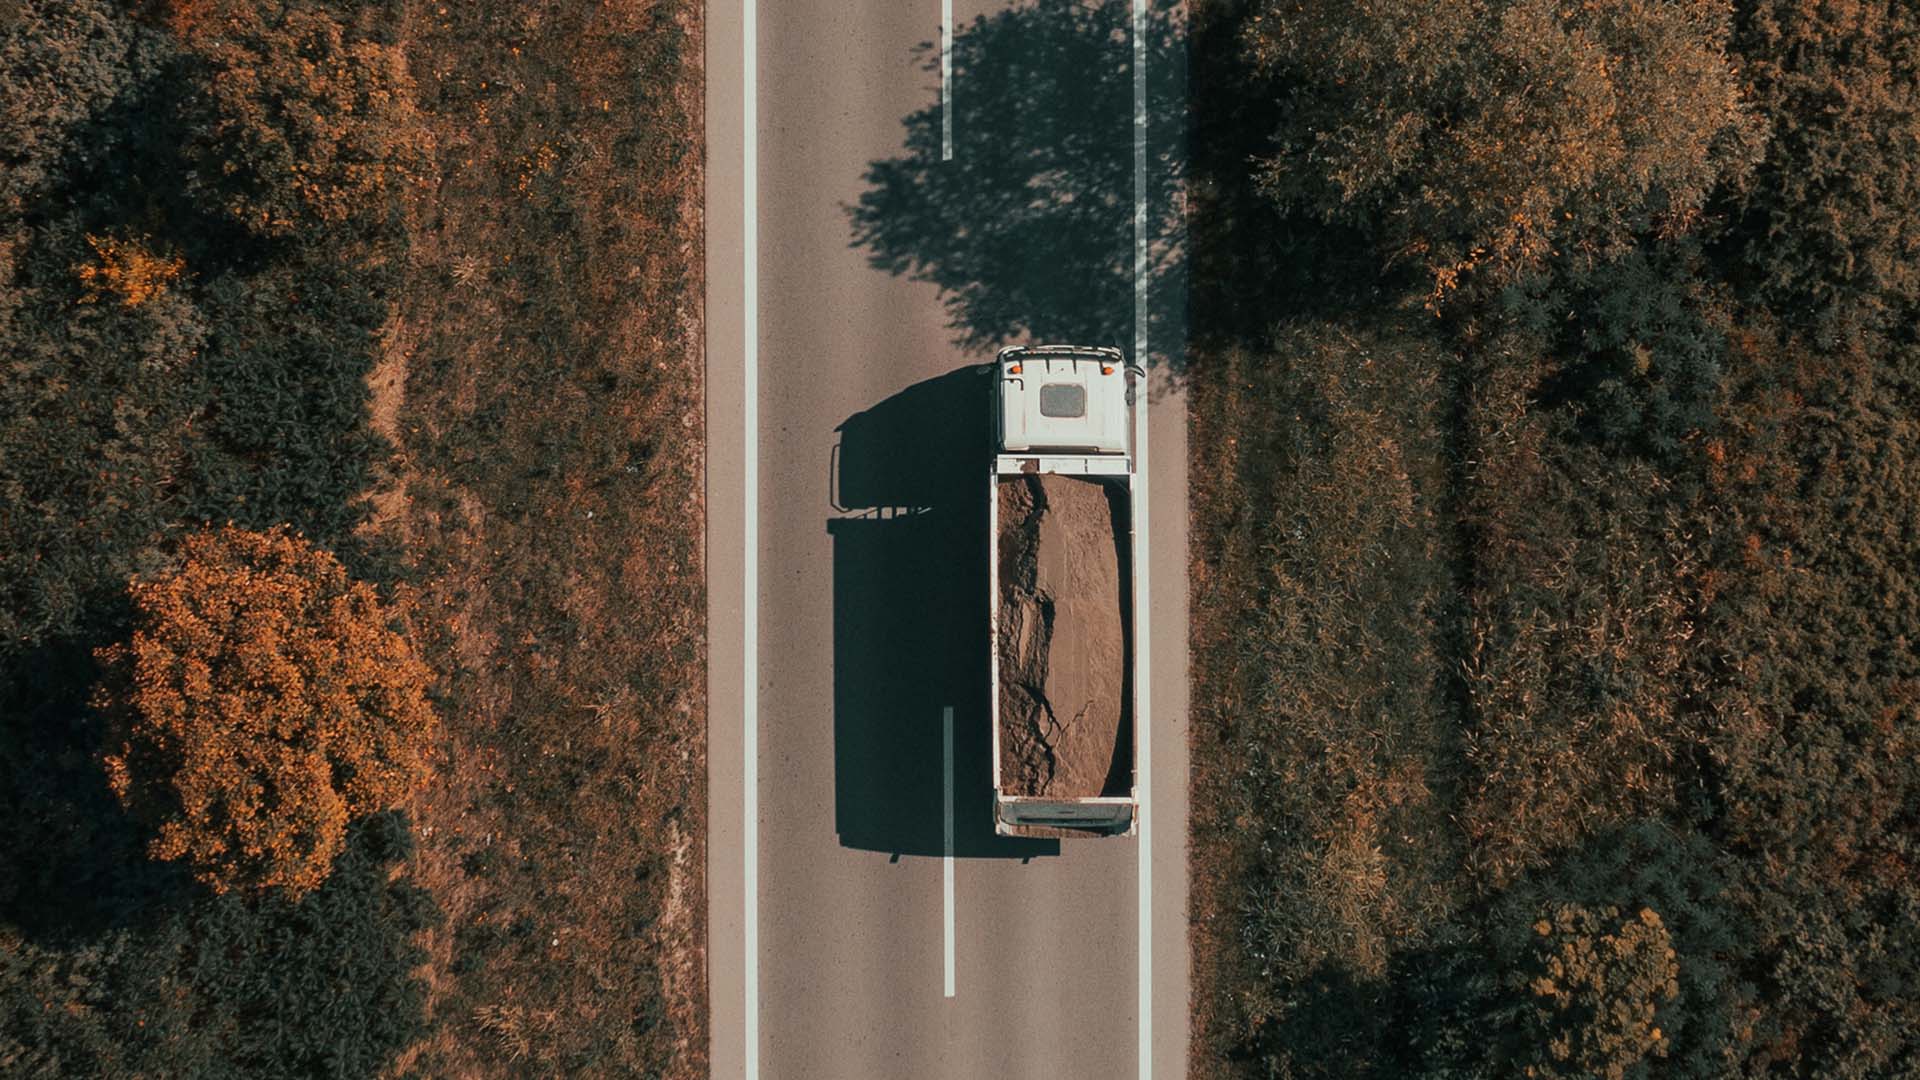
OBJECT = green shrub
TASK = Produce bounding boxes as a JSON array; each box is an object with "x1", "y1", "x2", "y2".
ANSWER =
[
  {"x1": 1691, "y1": 324, "x2": 1920, "y2": 1075},
  {"x1": 174, "y1": 811, "x2": 439, "y2": 1077},
  {"x1": 1699, "y1": 332, "x2": 1920, "y2": 891},
  {"x1": 1456, "y1": 334, "x2": 1699, "y2": 888},
  {"x1": 1499, "y1": 247, "x2": 1731, "y2": 459},
  {"x1": 0, "y1": 217, "x2": 209, "y2": 653},
  {"x1": 1720, "y1": 1, "x2": 1920, "y2": 340},
  {"x1": 0, "y1": 220, "x2": 389, "y2": 659},
  {"x1": 1190, "y1": 317, "x2": 1465, "y2": 1058},
  {"x1": 0, "y1": 813, "x2": 439, "y2": 1080},
  {"x1": 1491, "y1": 824, "x2": 1745, "y2": 1080},
  {"x1": 185, "y1": 245, "x2": 394, "y2": 540},
  {"x1": 0, "y1": 0, "x2": 145, "y2": 212}
]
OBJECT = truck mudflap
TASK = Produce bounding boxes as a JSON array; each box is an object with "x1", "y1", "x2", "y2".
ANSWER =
[{"x1": 995, "y1": 795, "x2": 1136, "y2": 837}]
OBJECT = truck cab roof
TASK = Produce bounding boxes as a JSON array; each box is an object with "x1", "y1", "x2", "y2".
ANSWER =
[{"x1": 995, "y1": 346, "x2": 1129, "y2": 455}]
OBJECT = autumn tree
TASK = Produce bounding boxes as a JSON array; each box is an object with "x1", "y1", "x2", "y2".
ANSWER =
[
  {"x1": 174, "y1": 0, "x2": 424, "y2": 241},
  {"x1": 1246, "y1": 0, "x2": 1764, "y2": 298},
  {"x1": 95, "y1": 525, "x2": 436, "y2": 898}
]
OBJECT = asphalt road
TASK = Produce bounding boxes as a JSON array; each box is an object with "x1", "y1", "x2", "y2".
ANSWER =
[{"x1": 707, "y1": 2, "x2": 1189, "y2": 1076}]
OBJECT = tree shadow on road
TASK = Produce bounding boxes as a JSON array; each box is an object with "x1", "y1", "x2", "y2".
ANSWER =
[
  {"x1": 830, "y1": 366, "x2": 1056, "y2": 859},
  {"x1": 847, "y1": 0, "x2": 1188, "y2": 376}
]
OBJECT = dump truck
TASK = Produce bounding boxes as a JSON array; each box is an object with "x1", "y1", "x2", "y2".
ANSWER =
[{"x1": 989, "y1": 344, "x2": 1140, "y2": 837}]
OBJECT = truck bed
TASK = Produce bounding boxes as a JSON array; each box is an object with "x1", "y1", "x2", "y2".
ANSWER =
[{"x1": 994, "y1": 472, "x2": 1133, "y2": 800}]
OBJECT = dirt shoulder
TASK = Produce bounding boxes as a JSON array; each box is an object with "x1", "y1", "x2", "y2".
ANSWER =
[{"x1": 369, "y1": 2, "x2": 707, "y2": 1075}]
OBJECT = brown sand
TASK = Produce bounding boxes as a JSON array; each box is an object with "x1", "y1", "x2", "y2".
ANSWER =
[{"x1": 997, "y1": 473, "x2": 1130, "y2": 797}]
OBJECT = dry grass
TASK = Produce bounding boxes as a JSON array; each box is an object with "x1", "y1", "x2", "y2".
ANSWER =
[
  {"x1": 1175, "y1": 33, "x2": 1720, "y2": 1044},
  {"x1": 1185, "y1": 325, "x2": 1468, "y2": 1075},
  {"x1": 1185, "y1": 321, "x2": 1712, "y2": 1076},
  {"x1": 1453, "y1": 341, "x2": 1697, "y2": 889},
  {"x1": 366, "y1": 1, "x2": 707, "y2": 1075}
]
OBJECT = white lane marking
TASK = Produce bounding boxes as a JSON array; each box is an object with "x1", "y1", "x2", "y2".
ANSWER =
[
  {"x1": 943, "y1": 705, "x2": 956, "y2": 999},
  {"x1": 1131, "y1": 2, "x2": 1152, "y2": 1078},
  {"x1": 941, "y1": 0, "x2": 954, "y2": 160},
  {"x1": 744, "y1": 0, "x2": 760, "y2": 1073}
]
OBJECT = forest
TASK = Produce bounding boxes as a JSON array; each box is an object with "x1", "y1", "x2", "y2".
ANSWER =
[
  {"x1": 1188, "y1": 1, "x2": 1920, "y2": 1077},
  {"x1": 1, "y1": 0, "x2": 705, "y2": 1076}
]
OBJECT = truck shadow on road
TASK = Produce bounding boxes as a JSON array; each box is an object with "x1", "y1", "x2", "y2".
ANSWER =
[{"x1": 830, "y1": 367, "x2": 1057, "y2": 859}]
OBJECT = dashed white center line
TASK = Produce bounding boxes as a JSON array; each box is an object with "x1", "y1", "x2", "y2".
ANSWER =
[
  {"x1": 941, "y1": 0, "x2": 954, "y2": 161},
  {"x1": 943, "y1": 704, "x2": 956, "y2": 999}
]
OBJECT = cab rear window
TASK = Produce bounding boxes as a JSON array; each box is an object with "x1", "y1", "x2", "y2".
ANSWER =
[{"x1": 1038, "y1": 383, "x2": 1086, "y2": 418}]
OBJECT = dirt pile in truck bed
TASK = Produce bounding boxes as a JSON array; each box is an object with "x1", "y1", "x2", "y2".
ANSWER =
[{"x1": 998, "y1": 473, "x2": 1130, "y2": 798}]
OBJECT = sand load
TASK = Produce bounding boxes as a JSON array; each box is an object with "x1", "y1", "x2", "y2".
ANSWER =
[{"x1": 996, "y1": 472, "x2": 1131, "y2": 798}]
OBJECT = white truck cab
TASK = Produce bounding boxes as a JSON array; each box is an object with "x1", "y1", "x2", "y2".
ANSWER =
[{"x1": 996, "y1": 345, "x2": 1131, "y2": 457}]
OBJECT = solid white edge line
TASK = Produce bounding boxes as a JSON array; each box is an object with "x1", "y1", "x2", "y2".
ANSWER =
[
  {"x1": 743, "y1": 0, "x2": 760, "y2": 1074},
  {"x1": 944, "y1": 705, "x2": 956, "y2": 999},
  {"x1": 941, "y1": 0, "x2": 954, "y2": 160},
  {"x1": 1132, "y1": 1, "x2": 1152, "y2": 1078}
]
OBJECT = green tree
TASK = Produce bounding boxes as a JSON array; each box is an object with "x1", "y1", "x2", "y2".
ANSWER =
[
  {"x1": 1247, "y1": 0, "x2": 1764, "y2": 298},
  {"x1": 1721, "y1": 0, "x2": 1920, "y2": 340},
  {"x1": 177, "y1": 0, "x2": 422, "y2": 241},
  {"x1": 0, "y1": 0, "x2": 144, "y2": 214}
]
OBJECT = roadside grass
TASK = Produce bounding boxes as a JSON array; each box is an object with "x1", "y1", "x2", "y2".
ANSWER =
[
  {"x1": 1178, "y1": 14, "x2": 1715, "y2": 1055},
  {"x1": 1185, "y1": 318, "x2": 1713, "y2": 1077},
  {"x1": 1189, "y1": 0, "x2": 1920, "y2": 1074},
  {"x1": 1187, "y1": 320, "x2": 1471, "y2": 1073},
  {"x1": 373, "y1": 1, "x2": 706, "y2": 1075}
]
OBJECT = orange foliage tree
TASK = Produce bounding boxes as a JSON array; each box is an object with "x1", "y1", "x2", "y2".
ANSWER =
[
  {"x1": 95, "y1": 525, "x2": 437, "y2": 897},
  {"x1": 73, "y1": 233, "x2": 187, "y2": 308}
]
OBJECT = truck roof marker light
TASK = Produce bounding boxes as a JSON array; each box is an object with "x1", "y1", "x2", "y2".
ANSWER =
[
  {"x1": 1008, "y1": 363, "x2": 1022, "y2": 374},
  {"x1": 1101, "y1": 364, "x2": 1114, "y2": 375}
]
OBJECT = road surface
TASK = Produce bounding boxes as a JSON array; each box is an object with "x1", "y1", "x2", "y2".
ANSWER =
[{"x1": 707, "y1": 1, "x2": 1189, "y2": 1076}]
